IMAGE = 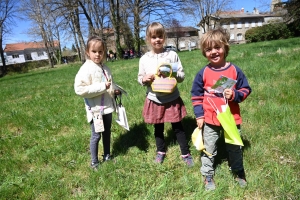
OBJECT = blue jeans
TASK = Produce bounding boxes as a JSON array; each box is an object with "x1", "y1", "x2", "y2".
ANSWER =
[
  {"x1": 90, "y1": 113, "x2": 112, "y2": 164},
  {"x1": 201, "y1": 123, "x2": 244, "y2": 176}
]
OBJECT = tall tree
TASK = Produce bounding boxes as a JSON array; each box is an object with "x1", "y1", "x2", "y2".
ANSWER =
[
  {"x1": 50, "y1": 0, "x2": 87, "y2": 62},
  {"x1": 124, "y1": 0, "x2": 184, "y2": 55},
  {"x1": 180, "y1": 0, "x2": 233, "y2": 33},
  {"x1": 109, "y1": 0, "x2": 122, "y2": 59},
  {"x1": 0, "y1": 0, "x2": 17, "y2": 77},
  {"x1": 164, "y1": 18, "x2": 185, "y2": 50},
  {"x1": 20, "y1": 0, "x2": 55, "y2": 68},
  {"x1": 284, "y1": 0, "x2": 300, "y2": 36}
]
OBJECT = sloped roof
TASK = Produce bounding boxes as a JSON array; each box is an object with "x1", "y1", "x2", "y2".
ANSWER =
[
  {"x1": 217, "y1": 12, "x2": 276, "y2": 19},
  {"x1": 4, "y1": 41, "x2": 59, "y2": 52},
  {"x1": 166, "y1": 26, "x2": 199, "y2": 32},
  {"x1": 214, "y1": 9, "x2": 278, "y2": 19}
]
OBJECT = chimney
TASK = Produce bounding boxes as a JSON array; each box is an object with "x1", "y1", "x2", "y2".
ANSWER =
[{"x1": 241, "y1": 8, "x2": 244, "y2": 13}]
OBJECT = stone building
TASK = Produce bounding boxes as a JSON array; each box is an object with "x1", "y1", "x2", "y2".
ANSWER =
[
  {"x1": 165, "y1": 27, "x2": 200, "y2": 51},
  {"x1": 198, "y1": 0, "x2": 285, "y2": 44}
]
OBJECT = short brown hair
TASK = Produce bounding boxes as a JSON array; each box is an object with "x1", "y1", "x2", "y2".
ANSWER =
[
  {"x1": 145, "y1": 22, "x2": 166, "y2": 45},
  {"x1": 200, "y1": 28, "x2": 230, "y2": 58}
]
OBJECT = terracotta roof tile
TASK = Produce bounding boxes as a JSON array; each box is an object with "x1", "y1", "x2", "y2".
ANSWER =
[{"x1": 4, "y1": 41, "x2": 59, "y2": 52}]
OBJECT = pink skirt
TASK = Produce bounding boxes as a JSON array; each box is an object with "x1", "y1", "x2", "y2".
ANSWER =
[{"x1": 143, "y1": 97, "x2": 187, "y2": 124}]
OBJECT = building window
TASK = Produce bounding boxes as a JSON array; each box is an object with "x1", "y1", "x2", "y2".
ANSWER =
[
  {"x1": 245, "y1": 22, "x2": 249, "y2": 28},
  {"x1": 12, "y1": 54, "x2": 19, "y2": 58},
  {"x1": 191, "y1": 41, "x2": 196, "y2": 47},
  {"x1": 184, "y1": 32, "x2": 190, "y2": 37},
  {"x1": 251, "y1": 22, "x2": 256, "y2": 27},
  {"x1": 258, "y1": 21, "x2": 263, "y2": 26},
  {"x1": 37, "y1": 52, "x2": 44, "y2": 56},
  {"x1": 230, "y1": 33, "x2": 235, "y2": 40},
  {"x1": 25, "y1": 54, "x2": 32, "y2": 60},
  {"x1": 237, "y1": 22, "x2": 242, "y2": 29},
  {"x1": 222, "y1": 24, "x2": 227, "y2": 29},
  {"x1": 237, "y1": 33, "x2": 243, "y2": 41},
  {"x1": 230, "y1": 22, "x2": 234, "y2": 29},
  {"x1": 179, "y1": 42, "x2": 186, "y2": 48}
]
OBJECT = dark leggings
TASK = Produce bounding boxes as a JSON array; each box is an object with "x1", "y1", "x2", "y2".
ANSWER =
[
  {"x1": 154, "y1": 122, "x2": 190, "y2": 155},
  {"x1": 90, "y1": 113, "x2": 112, "y2": 164}
]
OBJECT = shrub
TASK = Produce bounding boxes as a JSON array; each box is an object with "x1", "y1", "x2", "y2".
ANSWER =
[
  {"x1": 245, "y1": 22, "x2": 293, "y2": 43},
  {"x1": 6, "y1": 60, "x2": 49, "y2": 74}
]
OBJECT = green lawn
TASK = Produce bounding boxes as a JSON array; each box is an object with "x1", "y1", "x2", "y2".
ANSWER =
[{"x1": 0, "y1": 37, "x2": 299, "y2": 199}]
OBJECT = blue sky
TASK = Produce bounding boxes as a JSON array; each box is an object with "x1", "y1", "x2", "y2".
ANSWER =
[{"x1": 3, "y1": 0, "x2": 271, "y2": 48}]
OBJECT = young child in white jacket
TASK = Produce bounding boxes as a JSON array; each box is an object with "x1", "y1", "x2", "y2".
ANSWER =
[{"x1": 74, "y1": 36, "x2": 119, "y2": 170}]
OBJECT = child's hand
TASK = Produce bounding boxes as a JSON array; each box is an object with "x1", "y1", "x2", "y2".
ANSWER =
[
  {"x1": 142, "y1": 74, "x2": 155, "y2": 83},
  {"x1": 196, "y1": 118, "x2": 204, "y2": 129},
  {"x1": 105, "y1": 81, "x2": 111, "y2": 89},
  {"x1": 224, "y1": 88, "x2": 233, "y2": 99},
  {"x1": 158, "y1": 70, "x2": 169, "y2": 78},
  {"x1": 114, "y1": 89, "x2": 121, "y2": 95}
]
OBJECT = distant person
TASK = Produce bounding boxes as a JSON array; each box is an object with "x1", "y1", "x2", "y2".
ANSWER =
[
  {"x1": 191, "y1": 28, "x2": 252, "y2": 190},
  {"x1": 130, "y1": 49, "x2": 134, "y2": 58},
  {"x1": 138, "y1": 22, "x2": 194, "y2": 167},
  {"x1": 74, "y1": 36, "x2": 120, "y2": 171},
  {"x1": 110, "y1": 52, "x2": 114, "y2": 62}
]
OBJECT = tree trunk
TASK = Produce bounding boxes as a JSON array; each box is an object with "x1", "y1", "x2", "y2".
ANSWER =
[
  {"x1": 71, "y1": 7, "x2": 86, "y2": 63},
  {"x1": 133, "y1": 0, "x2": 141, "y2": 54},
  {"x1": 109, "y1": 0, "x2": 122, "y2": 59},
  {"x1": 70, "y1": 22, "x2": 81, "y2": 61},
  {"x1": 0, "y1": 33, "x2": 7, "y2": 77}
]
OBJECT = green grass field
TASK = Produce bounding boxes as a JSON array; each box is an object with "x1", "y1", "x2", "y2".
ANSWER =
[{"x1": 0, "y1": 37, "x2": 299, "y2": 199}]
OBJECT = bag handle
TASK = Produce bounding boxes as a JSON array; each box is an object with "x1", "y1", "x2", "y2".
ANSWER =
[
  {"x1": 156, "y1": 63, "x2": 173, "y2": 78},
  {"x1": 207, "y1": 97, "x2": 219, "y2": 114},
  {"x1": 207, "y1": 94, "x2": 228, "y2": 114}
]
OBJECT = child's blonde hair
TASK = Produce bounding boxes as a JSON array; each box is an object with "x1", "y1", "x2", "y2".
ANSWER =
[
  {"x1": 200, "y1": 28, "x2": 230, "y2": 58},
  {"x1": 85, "y1": 36, "x2": 107, "y2": 62},
  {"x1": 145, "y1": 22, "x2": 166, "y2": 45}
]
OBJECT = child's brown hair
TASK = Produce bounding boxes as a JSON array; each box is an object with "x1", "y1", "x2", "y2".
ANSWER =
[
  {"x1": 200, "y1": 28, "x2": 230, "y2": 58},
  {"x1": 85, "y1": 35, "x2": 107, "y2": 62},
  {"x1": 145, "y1": 22, "x2": 166, "y2": 45}
]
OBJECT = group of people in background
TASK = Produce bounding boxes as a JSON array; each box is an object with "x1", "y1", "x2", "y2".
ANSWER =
[
  {"x1": 74, "y1": 22, "x2": 251, "y2": 191},
  {"x1": 106, "y1": 51, "x2": 117, "y2": 62}
]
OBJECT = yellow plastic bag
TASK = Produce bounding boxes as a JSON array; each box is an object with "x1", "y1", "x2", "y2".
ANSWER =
[
  {"x1": 208, "y1": 98, "x2": 244, "y2": 146},
  {"x1": 217, "y1": 104, "x2": 244, "y2": 146},
  {"x1": 192, "y1": 127, "x2": 212, "y2": 156}
]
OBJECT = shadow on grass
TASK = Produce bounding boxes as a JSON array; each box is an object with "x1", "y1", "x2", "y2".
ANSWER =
[
  {"x1": 112, "y1": 122, "x2": 151, "y2": 156},
  {"x1": 163, "y1": 116, "x2": 197, "y2": 152},
  {"x1": 214, "y1": 131, "x2": 251, "y2": 169},
  {"x1": 161, "y1": 115, "x2": 252, "y2": 168}
]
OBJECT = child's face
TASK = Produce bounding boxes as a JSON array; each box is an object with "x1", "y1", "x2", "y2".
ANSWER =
[
  {"x1": 150, "y1": 34, "x2": 164, "y2": 52},
  {"x1": 204, "y1": 42, "x2": 225, "y2": 67},
  {"x1": 86, "y1": 41, "x2": 104, "y2": 64}
]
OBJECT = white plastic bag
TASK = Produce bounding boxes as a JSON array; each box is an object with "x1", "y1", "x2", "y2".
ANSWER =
[{"x1": 116, "y1": 105, "x2": 129, "y2": 131}]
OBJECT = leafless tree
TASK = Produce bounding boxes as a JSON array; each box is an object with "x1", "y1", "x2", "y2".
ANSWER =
[
  {"x1": 49, "y1": 0, "x2": 87, "y2": 62},
  {"x1": 88, "y1": 0, "x2": 110, "y2": 39},
  {"x1": 180, "y1": 0, "x2": 233, "y2": 33},
  {"x1": 164, "y1": 19, "x2": 185, "y2": 50},
  {"x1": 123, "y1": 0, "x2": 183, "y2": 55},
  {"x1": 109, "y1": 0, "x2": 123, "y2": 58},
  {"x1": 0, "y1": 0, "x2": 18, "y2": 76},
  {"x1": 19, "y1": 0, "x2": 56, "y2": 68}
]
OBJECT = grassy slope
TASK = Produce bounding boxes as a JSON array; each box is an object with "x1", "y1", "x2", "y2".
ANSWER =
[{"x1": 0, "y1": 37, "x2": 299, "y2": 199}]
